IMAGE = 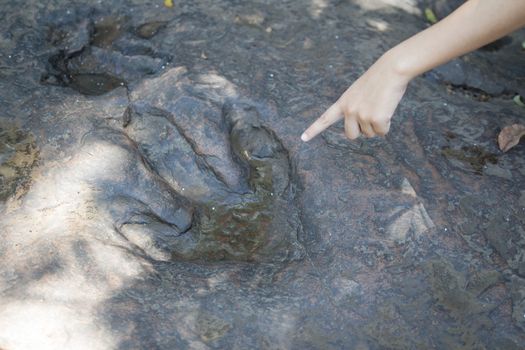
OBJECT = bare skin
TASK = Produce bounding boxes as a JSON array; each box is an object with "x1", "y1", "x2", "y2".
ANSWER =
[{"x1": 301, "y1": 0, "x2": 525, "y2": 142}]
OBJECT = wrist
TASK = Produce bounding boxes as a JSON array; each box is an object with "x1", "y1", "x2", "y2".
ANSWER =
[{"x1": 379, "y1": 48, "x2": 415, "y2": 85}]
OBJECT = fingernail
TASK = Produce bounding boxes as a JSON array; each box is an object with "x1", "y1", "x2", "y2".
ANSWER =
[{"x1": 301, "y1": 133, "x2": 308, "y2": 142}]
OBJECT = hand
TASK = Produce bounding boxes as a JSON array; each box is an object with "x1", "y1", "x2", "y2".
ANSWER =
[
  {"x1": 301, "y1": 52, "x2": 410, "y2": 142},
  {"x1": 301, "y1": 0, "x2": 525, "y2": 143}
]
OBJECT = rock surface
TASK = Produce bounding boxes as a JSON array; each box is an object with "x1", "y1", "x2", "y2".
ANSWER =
[{"x1": 1, "y1": 0, "x2": 525, "y2": 349}]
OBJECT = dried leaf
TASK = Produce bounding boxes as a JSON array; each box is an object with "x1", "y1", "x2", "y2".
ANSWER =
[
  {"x1": 424, "y1": 8, "x2": 438, "y2": 24},
  {"x1": 498, "y1": 124, "x2": 525, "y2": 152}
]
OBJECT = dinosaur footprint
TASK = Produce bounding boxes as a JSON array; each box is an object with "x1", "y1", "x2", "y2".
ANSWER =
[{"x1": 122, "y1": 68, "x2": 304, "y2": 262}]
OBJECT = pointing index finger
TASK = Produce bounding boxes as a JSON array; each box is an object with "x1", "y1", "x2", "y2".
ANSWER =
[{"x1": 301, "y1": 103, "x2": 343, "y2": 142}]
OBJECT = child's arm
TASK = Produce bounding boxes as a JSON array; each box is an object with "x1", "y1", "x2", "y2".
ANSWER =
[{"x1": 301, "y1": 0, "x2": 525, "y2": 142}]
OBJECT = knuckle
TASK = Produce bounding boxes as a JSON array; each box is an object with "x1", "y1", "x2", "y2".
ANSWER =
[
  {"x1": 362, "y1": 128, "x2": 375, "y2": 137},
  {"x1": 319, "y1": 115, "x2": 328, "y2": 126},
  {"x1": 363, "y1": 115, "x2": 375, "y2": 123},
  {"x1": 359, "y1": 116, "x2": 368, "y2": 124},
  {"x1": 319, "y1": 115, "x2": 331, "y2": 126},
  {"x1": 343, "y1": 106, "x2": 354, "y2": 117}
]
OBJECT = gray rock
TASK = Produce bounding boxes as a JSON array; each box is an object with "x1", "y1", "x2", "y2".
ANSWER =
[{"x1": 1, "y1": 0, "x2": 524, "y2": 348}]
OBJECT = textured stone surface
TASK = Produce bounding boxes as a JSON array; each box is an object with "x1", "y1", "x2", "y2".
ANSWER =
[{"x1": 1, "y1": 0, "x2": 525, "y2": 349}]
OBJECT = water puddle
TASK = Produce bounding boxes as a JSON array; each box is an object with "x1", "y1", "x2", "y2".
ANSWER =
[
  {"x1": 42, "y1": 16, "x2": 169, "y2": 96},
  {"x1": 136, "y1": 21, "x2": 167, "y2": 39},
  {"x1": 68, "y1": 73, "x2": 126, "y2": 96},
  {"x1": 91, "y1": 17, "x2": 126, "y2": 48}
]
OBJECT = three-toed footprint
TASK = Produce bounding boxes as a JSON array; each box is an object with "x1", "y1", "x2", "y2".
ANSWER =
[{"x1": 107, "y1": 68, "x2": 306, "y2": 263}]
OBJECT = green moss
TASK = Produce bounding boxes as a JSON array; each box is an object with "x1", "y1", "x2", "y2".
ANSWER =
[
  {"x1": 0, "y1": 123, "x2": 39, "y2": 201},
  {"x1": 424, "y1": 8, "x2": 438, "y2": 24},
  {"x1": 441, "y1": 145, "x2": 497, "y2": 174}
]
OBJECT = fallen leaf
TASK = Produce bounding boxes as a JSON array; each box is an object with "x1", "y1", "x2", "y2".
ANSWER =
[
  {"x1": 164, "y1": 0, "x2": 173, "y2": 8},
  {"x1": 513, "y1": 95, "x2": 525, "y2": 107},
  {"x1": 234, "y1": 13, "x2": 265, "y2": 26},
  {"x1": 498, "y1": 124, "x2": 525, "y2": 152},
  {"x1": 424, "y1": 8, "x2": 438, "y2": 24}
]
